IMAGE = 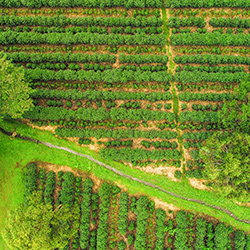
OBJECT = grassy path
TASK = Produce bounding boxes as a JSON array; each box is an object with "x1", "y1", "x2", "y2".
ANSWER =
[
  {"x1": 162, "y1": 8, "x2": 185, "y2": 170},
  {"x1": 1, "y1": 120, "x2": 250, "y2": 233},
  {"x1": 1, "y1": 126, "x2": 250, "y2": 225}
]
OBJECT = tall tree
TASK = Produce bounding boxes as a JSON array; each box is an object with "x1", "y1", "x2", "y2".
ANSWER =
[
  {"x1": 0, "y1": 55, "x2": 33, "y2": 121},
  {"x1": 1, "y1": 192, "x2": 79, "y2": 250},
  {"x1": 200, "y1": 81, "x2": 250, "y2": 202}
]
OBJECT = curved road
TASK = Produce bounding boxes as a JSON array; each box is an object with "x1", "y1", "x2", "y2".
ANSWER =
[{"x1": 1, "y1": 127, "x2": 250, "y2": 224}]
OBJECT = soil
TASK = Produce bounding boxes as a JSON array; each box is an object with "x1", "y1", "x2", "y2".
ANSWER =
[{"x1": 188, "y1": 178, "x2": 209, "y2": 191}]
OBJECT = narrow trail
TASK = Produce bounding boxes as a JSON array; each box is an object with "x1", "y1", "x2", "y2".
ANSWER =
[{"x1": 1, "y1": 127, "x2": 250, "y2": 225}]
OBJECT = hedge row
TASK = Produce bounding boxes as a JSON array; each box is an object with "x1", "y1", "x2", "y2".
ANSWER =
[
  {"x1": 24, "y1": 106, "x2": 175, "y2": 122},
  {"x1": 177, "y1": 65, "x2": 244, "y2": 73},
  {"x1": 24, "y1": 163, "x2": 38, "y2": 201},
  {"x1": 0, "y1": 32, "x2": 166, "y2": 46},
  {"x1": 0, "y1": 15, "x2": 163, "y2": 28},
  {"x1": 0, "y1": 0, "x2": 164, "y2": 8},
  {"x1": 182, "y1": 131, "x2": 213, "y2": 141},
  {"x1": 209, "y1": 17, "x2": 250, "y2": 29},
  {"x1": 174, "y1": 211, "x2": 188, "y2": 249},
  {"x1": 171, "y1": 33, "x2": 250, "y2": 46},
  {"x1": 178, "y1": 92, "x2": 240, "y2": 102},
  {"x1": 194, "y1": 218, "x2": 207, "y2": 250},
  {"x1": 168, "y1": 17, "x2": 206, "y2": 28},
  {"x1": 174, "y1": 54, "x2": 250, "y2": 66},
  {"x1": 80, "y1": 178, "x2": 94, "y2": 249},
  {"x1": 166, "y1": 0, "x2": 250, "y2": 8},
  {"x1": 44, "y1": 171, "x2": 55, "y2": 205},
  {"x1": 135, "y1": 196, "x2": 149, "y2": 250},
  {"x1": 99, "y1": 148, "x2": 181, "y2": 161},
  {"x1": 96, "y1": 183, "x2": 112, "y2": 250},
  {"x1": 55, "y1": 127, "x2": 177, "y2": 139},
  {"x1": 214, "y1": 224, "x2": 231, "y2": 249},
  {"x1": 179, "y1": 111, "x2": 218, "y2": 123},
  {"x1": 141, "y1": 140, "x2": 178, "y2": 149},
  {"x1": 59, "y1": 172, "x2": 75, "y2": 208},
  {"x1": 5, "y1": 52, "x2": 116, "y2": 64},
  {"x1": 155, "y1": 209, "x2": 166, "y2": 250},
  {"x1": 25, "y1": 69, "x2": 172, "y2": 83},
  {"x1": 174, "y1": 71, "x2": 249, "y2": 84},
  {"x1": 119, "y1": 53, "x2": 168, "y2": 64},
  {"x1": 118, "y1": 192, "x2": 129, "y2": 235},
  {"x1": 31, "y1": 89, "x2": 172, "y2": 102}
]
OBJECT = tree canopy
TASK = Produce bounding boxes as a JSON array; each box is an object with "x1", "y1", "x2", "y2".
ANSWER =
[
  {"x1": 200, "y1": 81, "x2": 250, "y2": 202},
  {"x1": 0, "y1": 54, "x2": 33, "y2": 121},
  {"x1": 1, "y1": 192, "x2": 79, "y2": 250}
]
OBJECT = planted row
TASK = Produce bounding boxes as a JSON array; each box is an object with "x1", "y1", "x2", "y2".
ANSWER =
[
  {"x1": 0, "y1": 32, "x2": 166, "y2": 46},
  {"x1": 56, "y1": 127, "x2": 178, "y2": 140},
  {"x1": 26, "y1": 69, "x2": 172, "y2": 83},
  {"x1": 0, "y1": 15, "x2": 163, "y2": 27},
  {"x1": 100, "y1": 148, "x2": 181, "y2": 161},
  {"x1": 171, "y1": 33, "x2": 250, "y2": 46},
  {"x1": 0, "y1": 0, "x2": 164, "y2": 8},
  {"x1": 141, "y1": 140, "x2": 178, "y2": 149},
  {"x1": 24, "y1": 106, "x2": 175, "y2": 122},
  {"x1": 174, "y1": 54, "x2": 250, "y2": 66},
  {"x1": 168, "y1": 17, "x2": 206, "y2": 28},
  {"x1": 176, "y1": 65, "x2": 244, "y2": 73},
  {"x1": 31, "y1": 89, "x2": 172, "y2": 102},
  {"x1": 119, "y1": 53, "x2": 168, "y2": 64},
  {"x1": 209, "y1": 17, "x2": 250, "y2": 29},
  {"x1": 5, "y1": 52, "x2": 116, "y2": 64},
  {"x1": 179, "y1": 111, "x2": 218, "y2": 123}
]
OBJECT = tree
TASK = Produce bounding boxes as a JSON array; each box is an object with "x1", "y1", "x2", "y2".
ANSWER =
[
  {"x1": 0, "y1": 54, "x2": 33, "y2": 121},
  {"x1": 1, "y1": 192, "x2": 79, "y2": 250},
  {"x1": 200, "y1": 81, "x2": 250, "y2": 202}
]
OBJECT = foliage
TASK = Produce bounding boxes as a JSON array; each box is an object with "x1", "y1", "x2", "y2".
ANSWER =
[
  {"x1": 80, "y1": 178, "x2": 93, "y2": 249},
  {"x1": 200, "y1": 132, "x2": 250, "y2": 202},
  {"x1": 168, "y1": 17, "x2": 206, "y2": 28},
  {"x1": 1, "y1": 191, "x2": 79, "y2": 250},
  {"x1": 134, "y1": 196, "x2": 149, "y2": 250},
  {"x1": 0, "y1": 54, "x2": 33, "y2": 121},
  {"x1": 174, "y1": 211, "x2": 188, "y2": 250},
  {"x1": 100, "y1": 148, "x2": 181, "y2": 161},
  {"x1": 24, "y1": 162, "x2": 38, "y2": 202},
  {"x1": 118, "y1": 192, "x2": 129, "y2": 235},
  {"x1": 96, "y1": 182, "x2": 112, "y2": 250},
  {"x1": 155, "y1": 209, "x2": 166, "y2": 250},
  {"x1": 44, "y1": 171, "x2": 55, "y2": 205},
  {"x1": 194, "y1": 218, "x2": 207, "y2": 250},
  {"x1": 59, "y1": 172, "x2": 75, "y2": 207}
]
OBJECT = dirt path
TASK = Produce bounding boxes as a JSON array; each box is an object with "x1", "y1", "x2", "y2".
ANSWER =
[{"x1": 1, "y1": 127, "x2": 250, "y2": 225}]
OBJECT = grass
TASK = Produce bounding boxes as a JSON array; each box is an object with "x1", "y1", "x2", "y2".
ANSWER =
[{"x1": 0, "y1": 119, "x2": 250, "y2": 234}]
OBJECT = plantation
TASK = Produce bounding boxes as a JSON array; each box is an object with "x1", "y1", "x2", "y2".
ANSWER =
[
  {"x1": 23, "y1": 162, "x2": 250, "y2": 249},
  {"x1": 1, "y1": 0, "x2": 250, "y2": 247}
]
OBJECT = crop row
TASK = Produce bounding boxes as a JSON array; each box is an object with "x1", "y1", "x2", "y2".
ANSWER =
[
  {"x1": 171, "y1": 33, "x2": 250, "y2": 46},
  {"x1": 141, "y1": 140, "x2": 178, "y2": 149},
  {"x1": 4, "y1": 52, "x2": 116, "y2": 63},
  {"x1": 0, "y1": 32, "x2": 166, "y2": 46},
  {"x1": 99, "y1": 148, "x2": 181, "y2": 161},
  {"x1": 0, "y1": 15, "x2": 163, "y2": 27},
  {"x1": 178, "y1": 92, "x2": 240, "y2": 102},
  {"x1": 25, "y1": 68, "x2": 172, "y2": 82},
  {"x1": 55, "y1": 127, "x2": 177, "y2": 139},
  {"x1": 210, "y1": 17, "x2": 250, "y2": 28},
  {"x1": 119, "y1": 53, "x2": 168, "y2": 64},
  {"x1": 25, "y1": 106, "x2": 175, "y2": 122},
  {"x1": 179, "y1": 111, "x2": 218, "y2": 123},
  {"x1": 174, "y1": 54, "x2": 250, "y2": 66},
  {"x1": 0, "y1": 0, "x2": 164, "y2": 8},
  {"x1": 168, "y1": 17, "x2": 206, "y2": 28},
  {"x1": 31, "y1": 89, "x2": 172, "y2": 101},
  {"x1": 174, "y1": 71, "x2": 249, "y2": 83},
  {"x1": 176, "y1": 65, "x2": 245, "y2": 73},
  {"x1": 166, "y1": 0, "x2": 250, "y2": 8},
  {"x1": 25, "y1": 165, "x2": 250, "y2": 249}
]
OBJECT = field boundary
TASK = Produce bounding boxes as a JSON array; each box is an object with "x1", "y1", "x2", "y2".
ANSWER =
[{"x1": 1, "y1": 126, "x2": 250, "y2": 225}]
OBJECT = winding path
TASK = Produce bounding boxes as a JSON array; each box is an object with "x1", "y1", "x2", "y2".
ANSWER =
[{"x1": 1, "y1": 127, "x2": 250, "y2": 225}]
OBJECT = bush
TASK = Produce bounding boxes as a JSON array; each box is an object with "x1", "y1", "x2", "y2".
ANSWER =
[
  {"x1": 174, "y1": 170, "x2": 182, "y2": 179},
  {"x1": 118, "y1": 192, "x2": 129, "y2": 235}
]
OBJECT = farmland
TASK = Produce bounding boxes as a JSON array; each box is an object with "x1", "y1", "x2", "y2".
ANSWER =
[
  {"x1": 0, "y1": 0, "x2": 249, "y2": 179},
  {"x1": 23, "y1": 162, "x2": 250, "y2": 250},
  {"x1": 0, "y1": 0, "x2": 250, "y2": 248}
]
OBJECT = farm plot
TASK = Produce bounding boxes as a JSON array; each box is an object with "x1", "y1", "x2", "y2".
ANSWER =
[
  {"x1": 24, "y1": 162, "x2": 250, "y2": 250},
  {"x1": 0, "y1": 0, "x2": 185, "y2": 168},
  {"x1": 167, "y1": 6, "x2": 250, "y2": 180}
]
